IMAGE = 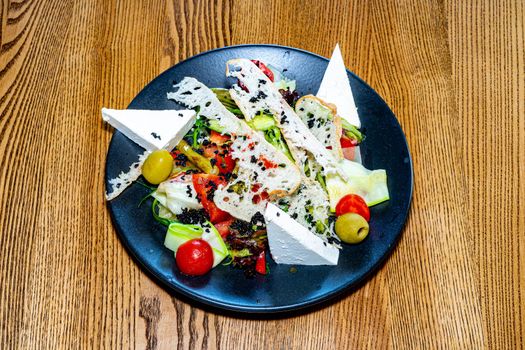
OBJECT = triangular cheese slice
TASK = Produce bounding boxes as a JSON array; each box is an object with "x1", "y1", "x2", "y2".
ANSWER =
[
  {"x1": 264, "y1": 203, "x2": 339, "y2": 265},
  {"x1": 316, "y1": 44, "x2": 360, "y2": 128},
  {"x1": 101, "y1": 108, "x2": 196, "y2": 151}
]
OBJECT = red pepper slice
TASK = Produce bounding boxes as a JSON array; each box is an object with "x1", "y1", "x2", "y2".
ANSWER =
[
  {"x1": 192, "y1": 174, "x2": 232, "y2": 223},
  {"x1": 210, "y1": 130, "x2": 230, "y2": 145},
  {"x1": 202, "y1": 143, "x2": 236, "y2": 175},
  {"x1": 251, "y1": 60, "x2": 274, "y2": 82},
  {"x1": 255, "y1": 251, "x2": 267, "y2": 275},
  {"x1": 260, "y1": 155, "x2": 278, "y2": 169},
  {"x1": 214, "y1": 218, "x2": 235, "y2": 239}
]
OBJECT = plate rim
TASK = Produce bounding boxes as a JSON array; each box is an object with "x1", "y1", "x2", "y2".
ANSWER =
[{"x1": 105, "y1": 44, "x2": 414, "y2": 314}]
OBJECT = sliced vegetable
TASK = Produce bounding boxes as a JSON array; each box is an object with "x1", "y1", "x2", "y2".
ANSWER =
[
  {"x1": 210, "y1": 130, "x2": 230, "y2": 145},
  {"x1": 251, "y1": 60, "x2": 274, "y2": 81},
  {"x1": 335, "y1": 213, "x2": 369, "y2": 244},
  {"x1": 215, "y1": 150, "x2": 235, "y2": 175},
  {"x1": 274, "y1": 79, "x2": 296, "y2": 92},
  {"x1": 340, "y1": 135, "x2": 358, "y2": 148},
  {"x1": 165, "y1": 220, "x2": 229, "y2": 268},
  {"x1": 207, "y1": 119, "x2": 227, "y2": 133},
  {"x1": 164, "y1": 222, "x2": 202, "y2": 252},
  {"x1": 176, "y1": 239, "x2": 214, "y2": 275},
  {"x1": 326, "y1": 159, "x2": 389, "y2": 209},
  {"x1": 248, "y1": 113, "x2": 276, "y2": 131},
  {"x1": 177, "y1": 140, "x2": 218, "y2": 175},
  {"x1": 202, "y1": 143, "x2": 236, "y2": 175},
  {"x1": 342, "y1": 146, "x2": 356, "y2": 160},
  {"x1": 192, "y1": 174, "x2": 232, "y2": 223},
  {"x1": 142, "y1": 150, "x2": 173, "y2": 185},
  {"x1": 170, "y1": 151, "x2": 199, "y2": 175},
  {"x1": 316, "y1": 171, "x2": 327, "y2": 191},
  {"x1": 214, "y1": 218, "x2": 235, "y2": 239},
  {"x1": 212, "y1": 88, "x2": 243, "y2": 115},
  {"x1": 201, "y1": 221, "x2": 230, "y2": 267},
  {"x1": 264, "y1": 127, "x2": 294, "y2": 161},
  {"x1": 255, "y1": 251, "x2": 267, "y2": 275},
  {"x1": 246, "y1": 112, "x2": 294, "y2": 160},
  {"x1": 152, "y1": 176, "x2": 202, "y2": 215},
  {"x1": 267, "y1": 64, "x2": 296, "y2": 89},
  {"x1": 341, "y1": 119, "x2": 364, "y2": 143},
  {"x1": 335, "y1": 194, "x2": 370, "y2": 221},
  {"x1": 152, "y1": 199, "x2": 175, "y2": 226}
]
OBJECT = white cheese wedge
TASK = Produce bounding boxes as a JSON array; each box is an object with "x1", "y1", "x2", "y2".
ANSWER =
[
  {"x1": 316, "y1": 44, "x2": 360, "y2": 128},
  {"x1": 264, "y1": 203, "x2": 339, "y2": 266},
  {"x1": 101, "y1": 108, "x2": 196, "y2": 151}
]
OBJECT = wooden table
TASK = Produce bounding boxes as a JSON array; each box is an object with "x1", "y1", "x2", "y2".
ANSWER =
[{"x1": 1, "y1": 0, "x2": 523, "y2": 348}]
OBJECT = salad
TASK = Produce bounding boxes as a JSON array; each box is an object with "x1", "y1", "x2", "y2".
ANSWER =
[{"x1": 103, "y1": 49, "x2": 389, "y2": 278}]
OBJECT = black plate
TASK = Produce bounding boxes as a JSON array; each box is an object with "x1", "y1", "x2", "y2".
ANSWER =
[{"x1": 105, "y1": 44, "x2": 413, "y2": 314}]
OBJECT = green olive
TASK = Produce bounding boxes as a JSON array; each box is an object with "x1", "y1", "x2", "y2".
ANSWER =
[
  {"x1": 335, "y1": 213, "x2": 369, "y2": 244},
  {"x1": 142, "y1": 150, "x2": 173, "y2": 184}
]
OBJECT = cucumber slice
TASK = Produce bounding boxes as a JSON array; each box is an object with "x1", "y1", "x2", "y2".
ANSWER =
[
  {"x1": 207, "y1": 119, "x2": 226, "y2": 133},
  {"x1": 274, "y1": 79, "x2": 296, "y2": 92},
  {"x1": 164, "y1": 221, "x2": 229, "y2": 267},
  {"x1": 326, "y1": 159, "x2": 389, "y2": 210},
  {"x1": 201, "y1": 222, "x2": 230, "y2": 267},
  {"x1": 248, "y1": 113, "x2": 275, "y2": 131},
  {"x1": 164, "y1": 222, "x2": 202, "y2": 252}
]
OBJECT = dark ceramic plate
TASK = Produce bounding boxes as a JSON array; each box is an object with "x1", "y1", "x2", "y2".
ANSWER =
[{"x1": 105, "y1": 44, "x2": 413, "y2": 314}]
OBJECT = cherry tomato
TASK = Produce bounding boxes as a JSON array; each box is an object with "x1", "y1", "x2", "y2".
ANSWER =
[
  {"x1": 192, "y1": 174, "x2": 232, "y2": 223},
  {"x1": 255, "y1": 251, "x2": 267, "y2": 275},
  {"x1": 175, "y1": 239, "x2": 214, "y2": 276},
  {"x1": 342, "y1": 146, "x2": 355, "y2": 160},
  {"x1": 214, "y1": 218, "x2": 235, "y2": 239},
  {"x1": 340, "y1": 135, "x2": 358, "y2": 148},
  {"x1": 335, "y1": 194, "x2": 370, "y2": 221},
  {"x1": 251, "y1": 60, "x2": 274, "y2": 81}
]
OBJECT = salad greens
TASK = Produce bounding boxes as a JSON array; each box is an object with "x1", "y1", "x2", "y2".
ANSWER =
[
  {"x1": 247, "y1": 112, "x2": 295, "y2": 161},
  {"x1": 133, "y1": 59, "x2": 390, "y2": 277},
  {"x1": 212, "y1": 88, "x2": 243, "y2": 116}
]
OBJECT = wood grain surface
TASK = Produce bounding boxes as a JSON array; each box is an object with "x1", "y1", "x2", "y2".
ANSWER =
[{"x1": 1, "y1": 0, "x2": 523, "y2": 348}]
